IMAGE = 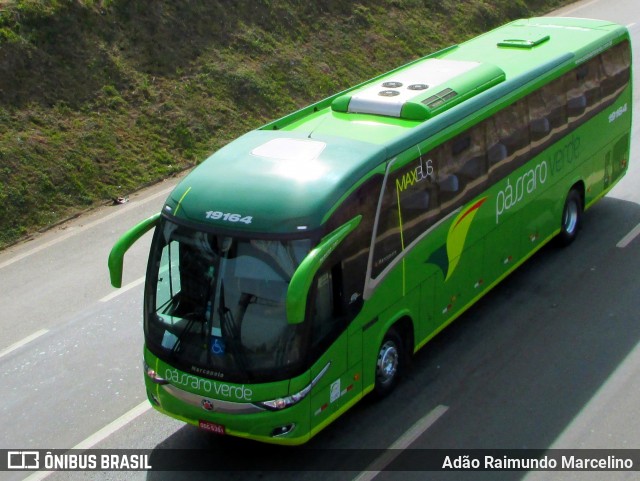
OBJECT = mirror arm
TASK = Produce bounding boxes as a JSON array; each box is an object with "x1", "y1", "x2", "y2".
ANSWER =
[{"x1": 108, "y1": 213, "x2": 161, "y2": 288}]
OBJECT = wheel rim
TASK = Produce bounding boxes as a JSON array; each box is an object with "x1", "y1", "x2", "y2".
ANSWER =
[
  {"x1": 563, "y1": 200, "x2": 579, "y2": 235},
  {"x1": 376, "y1": 340, "x2": 399, "y2": 386}
]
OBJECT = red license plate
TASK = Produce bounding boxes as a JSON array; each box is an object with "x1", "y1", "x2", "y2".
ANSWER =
[{"x1": 199, "y1": 420, "x2": 226, "y2": 435}]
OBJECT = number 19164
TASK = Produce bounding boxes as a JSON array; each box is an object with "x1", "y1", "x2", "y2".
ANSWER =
[{"x1": 205, "y1": 211, "x2": 253, "y2": 224}]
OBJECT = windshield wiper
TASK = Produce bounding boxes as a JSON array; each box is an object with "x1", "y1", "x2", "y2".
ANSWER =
[
  {"x1": 170, "y1": 316, "x2": 196, "y2": 355},
  {"x1": 219, "y1": 281, "x2": 251, "y2": 376}
]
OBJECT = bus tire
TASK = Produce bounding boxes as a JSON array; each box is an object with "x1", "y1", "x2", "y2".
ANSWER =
[
  {"x1": 558, "y1": 188, "x2": 583, "y2": 247},
  {"x1": 374, "y1": 327, "x2": 403, "y2": 397}
]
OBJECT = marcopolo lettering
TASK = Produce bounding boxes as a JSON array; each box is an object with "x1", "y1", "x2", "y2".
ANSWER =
[{"x1": 164, "y1": 368, "x2": 253, "y2": 401}]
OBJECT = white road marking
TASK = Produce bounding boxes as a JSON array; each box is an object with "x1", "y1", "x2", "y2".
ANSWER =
[
  {"x1": 0, "y1": 329, "x2": 48, "y2": 360},
  {"x1": 617, "y1": 223, "x2": 640, "y2": 248},
  {"x1": 0, "y1": 185, "x2": 174, "y2": 271},
  {"x1": 73, "y1": 401, "x2": 151, "y2": 450},
  {"x1": 352, "y1": 404, "x2": 449, "y2": 481},
  {"x1": 23, "y1": 400, "x2": 152, "y2": 481},
  {"x1": 558, "y1": 0, "x2": 600, "y2": 16},
  {"x1": 100, "y1": 276, "x2": 146, "y2": 302}
]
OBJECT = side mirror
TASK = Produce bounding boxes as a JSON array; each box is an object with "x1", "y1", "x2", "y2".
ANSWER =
[
  {"x1": 108, "y1": 213, "x2": 160, "y2": 288},
  {"x1": 286, "y1": 215, "x2": 362, "y2": 324}
]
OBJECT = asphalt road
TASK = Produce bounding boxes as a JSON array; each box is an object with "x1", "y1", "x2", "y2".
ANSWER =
[{"x1": 2, "y1": 0, "x2": 640, "y2": 480}]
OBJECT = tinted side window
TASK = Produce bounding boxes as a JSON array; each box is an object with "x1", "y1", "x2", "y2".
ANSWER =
[
  {"x1": 528, "y1": 76, "x2": 568, "y2": 156},
  {"x1": 438, "y1": 125, "x2": 488, "y2": 210},
  {"x1": 398, "y1": 153, "x2": 440, "y2": 248},
  {"x1": 581, "y1": 56, "x2": 604, "y2": 109},
  {"x1": 601, "y1": 40, "x2": 631, "y2": 96},
  {"x1": 372, "y1": 155, "x2": 438, "y2": 278},
  {"x1": 325, "y1": 175, "x2": 381, "y2": 312},
  {"x1": 371, "y1": 172, "x2": 401, "y2": 279},
  {"x1": 486, "y1": 99, "x2": 531, "y2": 181},
  {"x1": 372, "y1": 124, "x2": 491, "y2": 279},
  {"x1": 309, "y1": 269, "x2": 337, "y2": 351},
  {"x1": 566, "y1": 56, "x2": 604, "y2": 124}
]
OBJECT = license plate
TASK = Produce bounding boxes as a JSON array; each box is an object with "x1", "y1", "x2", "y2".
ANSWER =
[{"x1": 198, "y1": 420, "x2": 226, "y2": 435}]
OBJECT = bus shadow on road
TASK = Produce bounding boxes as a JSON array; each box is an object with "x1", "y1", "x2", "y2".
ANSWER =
[{"x1": 145, "y1": 196, "x2": 640, "y2": 481}]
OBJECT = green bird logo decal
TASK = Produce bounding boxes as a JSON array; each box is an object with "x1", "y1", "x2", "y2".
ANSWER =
[{"x1": 427, "y1": 197, "x2": 487, "y2": 281}]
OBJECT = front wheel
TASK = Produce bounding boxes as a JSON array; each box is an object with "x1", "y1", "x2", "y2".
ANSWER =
[
  {"x1": 374, "y1": 328, "x2": 404, "y2": 397},
  {"x1": 557, "y1": 188, "x2": 583, "y2": 247}
]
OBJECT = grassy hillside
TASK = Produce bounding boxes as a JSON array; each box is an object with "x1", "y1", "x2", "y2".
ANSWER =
[{"x1": 0, "y1": 0, "x2": 574, "y2": 248}]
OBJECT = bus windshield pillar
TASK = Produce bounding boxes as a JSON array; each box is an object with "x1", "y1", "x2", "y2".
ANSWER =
[{"x1": 286, "y1": 215, "x2": 361, "y2": 324}]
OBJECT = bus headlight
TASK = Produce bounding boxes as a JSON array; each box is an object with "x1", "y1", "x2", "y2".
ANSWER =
[
  {"x1": 254, "y1": 362, "x2": 330, "y2": 411},
  {"x1": 256, "y1": 387, "x2": 312, "y2": 411},
  {"x1": 144, "y1": 360, "x2": 169, "y2": 384}
]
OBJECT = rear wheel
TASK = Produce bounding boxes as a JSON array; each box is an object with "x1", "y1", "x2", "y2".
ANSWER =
[
  {"x1": 558, "y1": 188, "x2": 583, "y2": 246},
  {"x1": 374, "y1": 328, "x2": 403, "y2": 397}
]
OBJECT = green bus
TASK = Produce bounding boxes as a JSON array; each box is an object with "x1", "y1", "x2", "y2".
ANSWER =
[{"x1": 109, "y1": 17, "x2": 632, "y2": 445}]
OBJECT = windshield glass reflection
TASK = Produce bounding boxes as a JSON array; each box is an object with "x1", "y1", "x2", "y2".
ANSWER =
[{"x1": 145, "y1": 218, "x2": 312, "y2": 383}]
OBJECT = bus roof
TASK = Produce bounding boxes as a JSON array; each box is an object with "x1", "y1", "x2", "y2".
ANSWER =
[{"x1": 165, "y1": 17, "x2": 628, "y2": 234}]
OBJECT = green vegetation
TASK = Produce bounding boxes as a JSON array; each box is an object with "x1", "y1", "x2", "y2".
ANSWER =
[{"x1": 0, "y1": 0, "x2": 573, "y2": 248}]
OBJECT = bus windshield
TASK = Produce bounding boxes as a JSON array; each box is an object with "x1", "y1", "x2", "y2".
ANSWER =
[{"x1": 144, "y1": 217, "x2": 312, "y2": 383}]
